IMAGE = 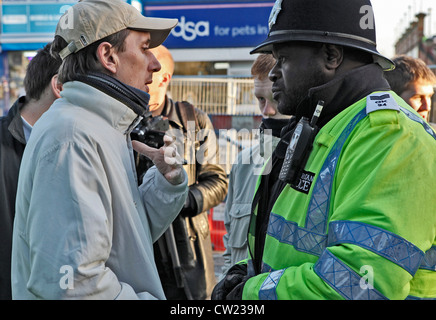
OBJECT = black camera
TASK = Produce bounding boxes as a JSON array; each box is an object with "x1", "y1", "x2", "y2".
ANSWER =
[
  {"x1": 131, "y1": 114, "x2": 169, "y2": 149},
  {"x1": 131, "y1": 114, "x2": 170, "y2": 182}
]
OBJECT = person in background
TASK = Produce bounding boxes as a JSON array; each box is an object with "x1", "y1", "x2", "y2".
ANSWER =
[
  {"x1": 11, "y1": 0, "x2": 187, "y2": 300},
  {"x1": 384, "y1": 55, "x2": 436, "y2": 126},
  {"x1": 220, "y1": 54, "x2": 290, "y2": 279},
  {"x1": 143, "y1": 45, "x2": 228, "y2": 300},
  {"x1": 0, "y1": 42, "x2": 62, "y2": 300}
]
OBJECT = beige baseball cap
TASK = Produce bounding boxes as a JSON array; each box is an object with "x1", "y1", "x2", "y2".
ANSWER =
[{"x1": 56, "y1": 0, "x2": 178, "y2": 60}]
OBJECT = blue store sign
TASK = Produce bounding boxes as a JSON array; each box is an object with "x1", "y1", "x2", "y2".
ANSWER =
[
  {"x1": 144, "y1": 2, "x2": 274, "y2": 49},
  {"x1": 0, "y1": 0, "x2": 144, "y2": 51},
  {"x1": 0, "y1": 1, "x2": 274, "y2": 50},
  {"x1": 1, "y1": 1, "x2": 77, "y2": 51}
]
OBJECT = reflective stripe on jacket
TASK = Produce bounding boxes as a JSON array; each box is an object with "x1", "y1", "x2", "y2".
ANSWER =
[{"x1": 245, "y1": 91, "x2": 436, "y2": 300}]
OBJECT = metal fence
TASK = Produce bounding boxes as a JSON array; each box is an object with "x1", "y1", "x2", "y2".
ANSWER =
[
  {"x1": 167, "y1": 76, "x2": 259, "y2": 115},
  {"x1": 169, "y1": 76, "x2": 262, "y2": 252},
  {"x1": 167, "y1": 76, "x2": 262, "y2": 175}
]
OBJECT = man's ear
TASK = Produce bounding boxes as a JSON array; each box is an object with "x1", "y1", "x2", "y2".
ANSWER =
[
  {"x1": 96, "y1": 42, "x2": 117, "y2": 74},
  {"x1": 160, "y1": 72, "x2": 172, "y2": 88},
  {"x1": 51, "y1": 74, "x2": 63, "y2": 99},
  {"x1": 323, "y1": 44, "x2": 343, "y2": 70}
]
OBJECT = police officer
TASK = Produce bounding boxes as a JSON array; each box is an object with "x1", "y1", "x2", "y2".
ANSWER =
[{"x1": 212, "y1": 0, "x2": 436, "y2": 300}]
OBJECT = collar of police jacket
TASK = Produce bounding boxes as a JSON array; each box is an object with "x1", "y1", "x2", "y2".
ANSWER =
[{"x1": 295, "y1": 63, "x2": 391, "y2": 129}]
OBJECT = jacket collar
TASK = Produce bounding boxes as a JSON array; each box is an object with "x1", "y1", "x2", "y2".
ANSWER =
[
  {"x1": 60, "y1": 81, "x2": 140, "y2": 134},
  {"x1": 296, "y1": 63, "x2": 391, "y2": 128},
  {"x1": 7, "y1": 96, "x2": 27, "y2": 144},
  {"x1": 275, "y1": 63, "x2": 391, "y2": 159},
  {"x1": 73, "y1": 73, "x2": 150, "y2": 118}
]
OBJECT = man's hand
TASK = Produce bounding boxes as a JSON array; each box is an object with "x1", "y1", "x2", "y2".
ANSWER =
[{"x1": 132, "y1": 135, "x2": 185, "y2": 185}]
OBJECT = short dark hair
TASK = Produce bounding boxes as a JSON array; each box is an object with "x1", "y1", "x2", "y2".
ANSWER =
[
  {"x1": 51, "y1": 29, "x2": 130, "y2": 84},
  {"x1": 23, "y1": 42, "x2": 62, "y2": 101}
]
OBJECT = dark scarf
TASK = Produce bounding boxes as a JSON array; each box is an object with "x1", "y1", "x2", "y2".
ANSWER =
[
  {"x1": 295, "y1": 63, "x2": 391, "y2": 129},
  {"x1": 275, "y1": 63, "x2": 391, "y2": 159},
  {"x1": 261, "y1": 117, "x2": 289, "y2": 138},
  {"x1": 72, "y1": 72, "x2": 151, "y2": 118},
  {"x1": 249, "y1": 63, "x2": 391, "y2": 274}
]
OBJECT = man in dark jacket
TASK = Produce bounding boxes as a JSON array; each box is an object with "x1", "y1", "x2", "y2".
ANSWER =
[
  {"x1": 0, "y1": 42, "x2": 62, "y2": 299},
  {"x1": 137, "y1": 45, "x2": 228, "y2": 300}
]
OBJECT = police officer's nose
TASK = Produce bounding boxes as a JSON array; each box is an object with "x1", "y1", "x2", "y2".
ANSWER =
[{"x1": 268, "y1": 66, "x2": 278, "y2": 83}]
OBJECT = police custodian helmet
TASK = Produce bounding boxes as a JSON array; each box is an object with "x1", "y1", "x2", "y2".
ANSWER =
[{"x1": 251, "y1": 0, "x2": 394, "y2": 71}]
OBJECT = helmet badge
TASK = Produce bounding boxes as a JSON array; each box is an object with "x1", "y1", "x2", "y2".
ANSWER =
[{"x1": 268, "y1": 0, "x2": 283, "y2": 30}]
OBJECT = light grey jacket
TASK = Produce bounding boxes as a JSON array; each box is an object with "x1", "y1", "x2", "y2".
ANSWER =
[
  {"x1": 11, "y1": 81, "x2": 188, "y2": 300},
  {"x1": 221, "y1": 135, "x2": 280, "y2": 279}
]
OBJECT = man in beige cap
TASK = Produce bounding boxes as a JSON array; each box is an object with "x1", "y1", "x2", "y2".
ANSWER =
[{"x1": 11, "y1": 0, "x2": 188, "y2": 300}]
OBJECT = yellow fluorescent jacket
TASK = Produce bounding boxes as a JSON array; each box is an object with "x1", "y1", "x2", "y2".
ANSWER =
[{"x1": 245, "y1": 91, "x2": 436, "y2": 300}]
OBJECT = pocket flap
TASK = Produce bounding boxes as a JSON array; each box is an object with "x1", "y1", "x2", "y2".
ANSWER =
[
  {"x1": 228, "y1": 202, "x2": 252, "y2": 248},
  {"x1": 228, "y1": 202, "x2": 252, "y2": 219}
]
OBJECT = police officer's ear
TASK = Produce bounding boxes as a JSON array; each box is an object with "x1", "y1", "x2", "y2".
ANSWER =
[{"x1": 322, "y1": 44, "x2": 343, "y2": 71}]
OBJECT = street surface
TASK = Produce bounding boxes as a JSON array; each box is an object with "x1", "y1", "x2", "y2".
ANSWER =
[{"x1": 213, "y1": 250, "x2": 225, "y2": 282}]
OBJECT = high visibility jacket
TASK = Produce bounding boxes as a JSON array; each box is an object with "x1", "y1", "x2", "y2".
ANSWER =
[{"x1": 245, "y1": 91, "x2": 436, "y2": 300}]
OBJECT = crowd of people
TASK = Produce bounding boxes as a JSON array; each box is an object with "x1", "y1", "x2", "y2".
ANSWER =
[{"x1": 0, "y1": 0, "x2": 435, "y2": 300}]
